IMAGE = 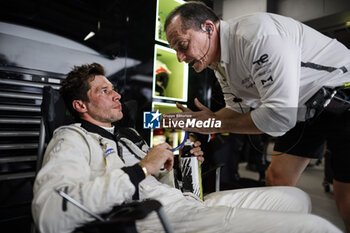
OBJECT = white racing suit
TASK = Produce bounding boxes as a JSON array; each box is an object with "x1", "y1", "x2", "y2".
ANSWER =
[{"x1": 32, "y1": 123, "x2": 341, "y2": 233}]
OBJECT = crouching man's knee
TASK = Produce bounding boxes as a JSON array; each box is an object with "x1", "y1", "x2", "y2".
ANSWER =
[{"x1": 266, "y1": 165, "x2": 297, "y2": 186}]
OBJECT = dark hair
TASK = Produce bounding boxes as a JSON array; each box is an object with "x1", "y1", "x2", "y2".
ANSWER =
[
  {"x1": 164, "y1": 1, "x2": 219, "y2": 32},
  {"x1": 60, "y1": 63, "x2": 105, "y2": 118}
]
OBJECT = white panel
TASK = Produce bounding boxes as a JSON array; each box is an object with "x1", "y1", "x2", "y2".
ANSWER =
[
  {"x1": 276, "y1": 0, "x2": 324, "y2": 22},
  {"x1": 0, "y1": 30, "x2": 140, "y2": 75},
  {"x1": 276, "y1": 0, "x2": 350, "y2": 22},
  {"x1": 222, "y1": 0, "x2": 267, "y2": 20},
  {"x1": 0, "y1": 22, "x2": 98, "y2": 54}
]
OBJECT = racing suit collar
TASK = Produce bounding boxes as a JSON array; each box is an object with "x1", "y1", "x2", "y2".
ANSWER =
[{"x1": 80, "y1": 119, "x2": 116, "y2": 141}]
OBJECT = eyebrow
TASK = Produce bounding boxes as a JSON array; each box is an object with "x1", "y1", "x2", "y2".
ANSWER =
[
  {"x1": 169, "y1": 39, "x2": 177, "y2": 49},
  {"x1": 106, "y1": 84, "x2": 116, "y2": 90},
  {"x1": 96, "y1": 85, "x2": 108, "y2": 92},
  {"x1": 168, "y1": 31, "x2": 180, "y2": 49}
]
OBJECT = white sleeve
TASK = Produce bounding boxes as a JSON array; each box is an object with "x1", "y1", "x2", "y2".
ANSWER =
[
  {"x1": 248, "y1": 35, "x2": 301, "y2": 136},
  {"x1": 32, "y1": 128, "x2": 138, "y2": 233}
]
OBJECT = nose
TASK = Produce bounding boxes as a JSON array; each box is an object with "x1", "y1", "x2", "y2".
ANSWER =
[
  {"x1": 112, "y1": 90, "x2": 121, "y2": 101},
  {"x1": 177, "y1": 51, "x2": 186, "y2": 63}
]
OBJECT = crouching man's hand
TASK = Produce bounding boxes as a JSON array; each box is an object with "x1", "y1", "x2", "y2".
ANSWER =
[
  {"x1": 139, "y1": 143, "x2": 174, "y2": 175},
  {"x1": 191, "y1": 141, "x2": 204, "y2": 163}
]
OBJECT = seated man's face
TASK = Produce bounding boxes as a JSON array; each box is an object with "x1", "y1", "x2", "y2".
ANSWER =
[{"x1": 84, "y1": 75, "x2": 123, "y2": 126}]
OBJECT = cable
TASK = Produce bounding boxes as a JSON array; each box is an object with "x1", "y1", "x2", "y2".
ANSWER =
[
  {"x1": 148, "y1": 131, "x2": 189, "y2": 152},
  {"x1": 170, "y1": 131, "x2": 189, "y2": 152},
  {"x1": 246, "y1": 123, "x2": 306, "y2": 156},
  {"x1": 189, "y1": 31, "x2": 211, "y2": 67},
  {"x1": 234, "y1": 97, "x2": 306, "y2": 156}
]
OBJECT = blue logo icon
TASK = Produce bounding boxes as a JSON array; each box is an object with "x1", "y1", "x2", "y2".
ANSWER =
[{"x1": 143, "y1": 110, "x2": 161, "y2": 129}]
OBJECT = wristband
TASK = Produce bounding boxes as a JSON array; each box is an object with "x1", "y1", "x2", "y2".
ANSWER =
[{"x1": 140, "y1": 164, "x2": 148, "y2": 177}]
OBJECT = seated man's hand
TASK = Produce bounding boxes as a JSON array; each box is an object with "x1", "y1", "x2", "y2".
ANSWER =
[{"x1": 139, "y1": 143, "x2": 174, "y2": 175}]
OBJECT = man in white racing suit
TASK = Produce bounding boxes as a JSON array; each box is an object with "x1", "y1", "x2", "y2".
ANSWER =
[
  {"x1": 164, "y1": 2, "x2": 350, "y2": 231},
  {"x1": 32, "y1": 63, "x2": 341, "y2": 233}
]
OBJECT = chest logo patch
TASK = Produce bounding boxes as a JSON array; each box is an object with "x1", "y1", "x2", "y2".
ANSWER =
[
  {"x1": 261, "y1": 76, "x2": 274, "y2": 86},
  {"x1": 253, "y1": 54, "x2": 269, "y2": 66}
]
